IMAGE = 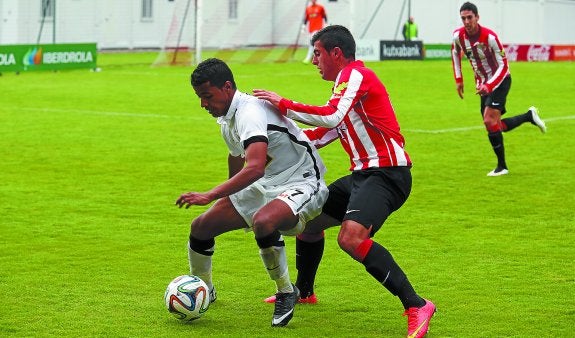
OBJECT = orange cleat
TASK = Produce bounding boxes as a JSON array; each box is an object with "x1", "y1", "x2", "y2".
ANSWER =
[{"x1": 264, "y1": 293, "x2": 318, "y2": 304}]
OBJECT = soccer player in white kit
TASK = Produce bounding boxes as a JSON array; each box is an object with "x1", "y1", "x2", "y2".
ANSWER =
[{"x1": 176, "y1": 58, "x2": 328, "y2": 327}]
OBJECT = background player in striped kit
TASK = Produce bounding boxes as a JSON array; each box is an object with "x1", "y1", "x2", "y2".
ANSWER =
[
  {"x1": 451, "y1": 1, "x2": 547, "y2": 177},
  {"x1": 254, "y1": 25, "x2": 435, "y2": 338}
]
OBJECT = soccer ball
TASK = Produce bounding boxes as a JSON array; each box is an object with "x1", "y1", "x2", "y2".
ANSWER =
[{"x1": 164, "y1": 275, "x2": 210, "y2": 321}]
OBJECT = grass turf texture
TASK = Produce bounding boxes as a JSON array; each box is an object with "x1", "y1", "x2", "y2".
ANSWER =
[{"x1": 1, "y1": 51, "x2": 574, "y2": 337}]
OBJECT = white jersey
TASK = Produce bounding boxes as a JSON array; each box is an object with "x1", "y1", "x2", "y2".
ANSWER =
[{"x1": 218, "y1": 91, "x2": 326, "y2": 189}]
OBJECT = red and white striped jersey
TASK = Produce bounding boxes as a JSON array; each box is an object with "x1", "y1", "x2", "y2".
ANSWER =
[
  {"x1": 278, "y1": 60, "x2": 411, "y2": 171},
  {"x1": 451, "y1": 25, "x2": 510, "y2": 92}
]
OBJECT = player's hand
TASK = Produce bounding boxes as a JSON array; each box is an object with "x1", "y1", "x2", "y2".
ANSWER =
[
  {"x1": 176, "y1": 192, "x2": 213, "y2": 208},
  {"x1": 252, "y1": 89, "x2": 283, "y2": 108},
  {"x1": 301, "y1": 24, "x2": 307, "y2": 33},
  {"x1": 456, "y1": 83, "x2": 464, "y2": 99},
  {"x1": 476, "y1": 84, "x2": 490, "y2": 96}
]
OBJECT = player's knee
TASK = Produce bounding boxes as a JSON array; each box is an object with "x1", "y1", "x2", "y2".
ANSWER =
[
  {"x1": 337, "y1": 230, "x2": 360, "y2": 256},
  {"x1": 252, "y1": 213, "x2": 276, "y2": 237},
  {"x1": 484, "y1": 121, "x2": 501, "y2": 132},
  {"x1": 190, "y1": 214, "x2": 212, "y2": 239},
  {"x1": 337, "y1": 221, "x2": 371, "y2": 257},
  {"x1": 297, "y1": 231, "x2": 324, "y2": 242}
]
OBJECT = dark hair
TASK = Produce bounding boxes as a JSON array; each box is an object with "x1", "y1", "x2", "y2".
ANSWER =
[
  {"x1": 460, "y1": 2, "x2": 478, "y2": 15},
  {"x1": 311, "y1": 25, "x2": 356, "y2": 59},
  {"x1": 191, "y1": 58, "x2": 236, "y2": 89}
]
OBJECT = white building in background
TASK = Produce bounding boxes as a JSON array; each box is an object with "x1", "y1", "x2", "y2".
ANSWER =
[{"x1": 0, "y1": 0, "x2": 574, "y2": 49}]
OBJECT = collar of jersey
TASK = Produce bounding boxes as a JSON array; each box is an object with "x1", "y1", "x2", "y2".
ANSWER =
[{"x1": 217, "y1": 90, "x2": 242, "y2": 125}]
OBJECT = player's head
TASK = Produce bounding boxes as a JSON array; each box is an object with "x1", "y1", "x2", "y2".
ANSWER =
[
  {"x1": 310, "y1": 25, "x2": 356, "y2": 81},
  {"x1": 191, "y1": 58, "x2": 236, "y2": 118},
  {"x1": 459, "y1": 2, "x2": 480, "y2": 35},
  {"x1": 191, "y1": 58, "x2": 236, "y2": 89},
  {"x1": 460, "y1": 2, "x2": 478, "y2": 15},
  {"x1": 311, "y1": 25, "x2": 356, "y2": 60}
]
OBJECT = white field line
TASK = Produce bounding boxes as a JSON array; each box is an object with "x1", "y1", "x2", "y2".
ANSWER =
[
  {"x1": 404, "y1": 115, "x2": 575, "y2": 134},
  {"x1": 12, "y1": 107, "x2": 197, "y2": 120},
  {"x1": 8, "y1": 107, "x2": 575, "y2": 133}
]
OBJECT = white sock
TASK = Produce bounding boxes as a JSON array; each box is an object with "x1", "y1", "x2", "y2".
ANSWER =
[
  {"x1": 188, "y1": 242, "x2": 213, "y2": 290},
  {"x1": 259, "y1": 244, "x2": 292, "y2": 293}
]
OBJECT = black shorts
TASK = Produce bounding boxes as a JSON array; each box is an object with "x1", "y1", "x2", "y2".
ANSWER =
[
  {"x1": 480, "y1": 75, "x2": 511, "y2": 116},
  {"x1": 321, "y1": 166, "x2": 412, "y2": 236}
]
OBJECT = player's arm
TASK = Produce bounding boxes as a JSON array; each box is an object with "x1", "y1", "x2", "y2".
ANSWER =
[
  {"x1": 253, "y1": 88, "x2": 345, "y2": 128},
  {"x1": 303, "y1": 127, "x2": 339, "y2": 149},
  {"x1": 451, "y1": 35, "x2": 465, "y2": 99},
  {"x1": 254, "y1": 71, "x2": 361, "y2": 128},
  {"x1": 176, "y1": 140, "x2": 267, "y2": 208},
  {"x1": 209, "y1": 140, "x2": 267, "y2": 199},
  {"x1": 228, "y1": 154, "x2": 245, "y2": 178},
  {"x1": 479, "y1": 34, "x2": 509, "y2": 95}
]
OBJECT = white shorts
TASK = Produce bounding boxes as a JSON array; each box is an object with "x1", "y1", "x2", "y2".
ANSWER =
[{"x1": 229, "y1": 181, "x2": 328, "y2": 236}]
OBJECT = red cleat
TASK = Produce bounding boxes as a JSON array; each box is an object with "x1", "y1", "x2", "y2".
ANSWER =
[
  {"x1": 403, "y1": 299, "x2": 436, "y2": 338},
  {"x1": 264, "y1": 293, "x2": 318, "y2": 304}
]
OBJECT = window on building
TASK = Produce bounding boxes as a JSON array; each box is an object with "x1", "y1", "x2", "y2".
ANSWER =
[
  {"x1": 41, "y1": 0, "x2": 54, "y2": 19},
  {"x1": 142, "y1": 0, "x2": 153, "y2": 20},
  {"x1": 229, "y1": 0, "x2": 238, "y2": 20}
]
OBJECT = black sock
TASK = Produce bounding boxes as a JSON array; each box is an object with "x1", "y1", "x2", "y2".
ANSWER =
[
  {"x1": 189, "y1": 236, "x2": 215, "y2": 256},
  {"x1": 295, "y1": 237, "x2": 324, "y2": 298},
  {"x1": 488, "y1": 131, "x2": 507, "y2": 169},
  {"x1": 255, "y1": 230, "x2": 282, "y2": 249},
  {"x1": 362, "y1": 241, "x2": 425, "y2": 309},
  {"x1": 502, "y1": 112, "x2": 530, "y2": 132}
]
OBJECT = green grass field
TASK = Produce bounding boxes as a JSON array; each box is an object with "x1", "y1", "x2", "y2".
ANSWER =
[{"x1": 1, "y1": 51, "x2": 574, "y2": 337}]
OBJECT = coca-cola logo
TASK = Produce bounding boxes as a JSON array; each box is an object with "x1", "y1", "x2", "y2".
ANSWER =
[
  {"x1": 527, "y1": 45, "x2": 551, "y2": 61},
  {"x1": 505, "y1": 44, "x2": 519, "y2": 61}
]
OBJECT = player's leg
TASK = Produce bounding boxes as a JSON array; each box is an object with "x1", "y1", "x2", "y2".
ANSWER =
[
  {"x1": 253, "y1": 189, "x2": 317, "y2": 326},
  {"x1": 303, "y1": 32, "x2": 314, "y2": 63},
  {"x1": 188, "y1": 197, "x2": 247, "y2": 302},
  {"x1": 264, "y1": 177, "x2": 348, "y2": 304},
  {"x1": 253, "y1": 198, "x2": 299, "y2": 295},
  {"x1": 484, "y1": 106, "x2": 507, "y2": 173},
  {"x1": 481, "y1": 92, "x2": 508, "y2": 176},
  {"x1": 295, "y1": 176, "x2": 349, "y2": 298},
  {"x1": 253, "y1": 183, "x2": 326, "y2": 326},
  {"x1": 338, "y1": 168, "x2": 435, "y2": 337},
  {"x1": 497, "y1": 77, "x2": 546, "y2": 133},
  {"x1": 502, "y1": 106, "x2": 546, "y2": 133},
  {"x1": 338, "y1": 168, "x2": 424, "y2": 307},
  {"x1": 262, "y1": 213, "x2": 336, "y2": 304}
]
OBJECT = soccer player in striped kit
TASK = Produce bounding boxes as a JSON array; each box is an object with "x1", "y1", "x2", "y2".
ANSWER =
[
  {"x1": 452, "y1": 2, "x2": 546, "y2": 177},
  {"x1": 254, "y1": 25, "x2": 435, "y2": 338}
]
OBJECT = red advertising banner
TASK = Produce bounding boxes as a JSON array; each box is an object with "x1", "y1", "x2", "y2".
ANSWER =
[
  {"x1": 504, "y1": 44, "x2": 575, "y2": 61},
  {"x1": 551, "y1": 45, "x2": 575, "y2": 61}
]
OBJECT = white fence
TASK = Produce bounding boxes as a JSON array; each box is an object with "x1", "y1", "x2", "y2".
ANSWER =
[{"x1": 1, "y1": 0, "x2": 574, "y2": 50}]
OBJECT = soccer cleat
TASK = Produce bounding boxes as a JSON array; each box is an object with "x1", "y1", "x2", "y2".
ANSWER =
[
  {"x1": 209, "y1": 287, "x2": 217, "y2": 304},
  {"x1": 404, "y1": 299, "x2": 436, "y2": 338},
  {"x1": 529, "y1": 106, "x2": 546, "y2": 133},
  {"x1": 271, "y1": 285, "x2": 300, "y2": 327},
  {"x1": 487, "y1": 168, "x2": 509, "y2": 177},
  {"x1": 264, "y1": 293, "x2": 318, "y2": 304}
]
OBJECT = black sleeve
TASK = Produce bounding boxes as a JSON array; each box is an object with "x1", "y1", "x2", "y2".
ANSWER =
[{"x1": 243, "y1": 135, "x2": 268, "y2": 150}]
